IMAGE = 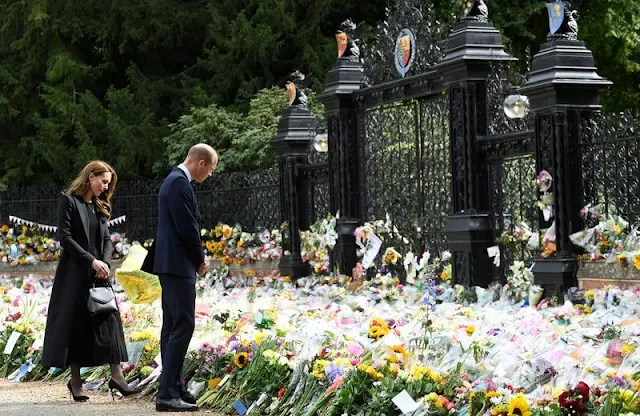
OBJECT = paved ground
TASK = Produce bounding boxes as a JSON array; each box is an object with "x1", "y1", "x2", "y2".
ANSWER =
[{"x1": 0, "y1": 379, "x2": 220, "y2": 416}]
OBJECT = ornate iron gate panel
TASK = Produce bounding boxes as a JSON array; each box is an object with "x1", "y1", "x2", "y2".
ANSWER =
[
  {"x1": 359, "y1": 91, "x2": 451, "y2": 253},
  {"x1": 580, "y1": 110, "x2": 640, "y2": 224},
  {"x1": 299, "y1": 163, "x2": 331, "y2": 225},
  {"x1": 480, "y1": 132, "x2": 538, "y2": 236}
]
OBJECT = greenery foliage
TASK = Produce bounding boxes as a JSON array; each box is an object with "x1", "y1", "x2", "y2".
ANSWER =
[{"x1": 0, "y1": 0, "x2": 636, "y2": 188}]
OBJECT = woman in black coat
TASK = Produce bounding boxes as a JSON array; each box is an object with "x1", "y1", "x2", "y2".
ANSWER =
[{"x1": 42, "y1": 161, "x2": 136, "y2": 401}]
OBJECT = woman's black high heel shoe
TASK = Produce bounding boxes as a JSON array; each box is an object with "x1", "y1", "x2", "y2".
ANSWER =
[
  {"x1": 108, "y1": 379, "x2": 139, "y2": 400},
  {"x1": 67, "y1": 381, "x2": 89, "y2": 402}
]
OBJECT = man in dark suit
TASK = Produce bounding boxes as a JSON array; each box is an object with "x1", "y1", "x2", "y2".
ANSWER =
[{"x1": 154, "y1": 143, "x2": 217, "y2": 412}]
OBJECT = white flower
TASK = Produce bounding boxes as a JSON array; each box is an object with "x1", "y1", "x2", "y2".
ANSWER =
[{"x1": 441, "y1": 250, "x2": 452, "y2": 262}]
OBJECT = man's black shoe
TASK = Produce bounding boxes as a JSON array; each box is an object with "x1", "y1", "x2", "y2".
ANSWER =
[
  {"x1": 181, "y1": 392, "x2": 197, "y2": 405},
  {"x1": 156, "y1": 398, "x2": 199, "y2": 412}
]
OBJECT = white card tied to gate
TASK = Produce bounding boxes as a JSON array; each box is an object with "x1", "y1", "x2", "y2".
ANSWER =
[
  {"x1": 361, "y1": 233, "x2": 382, "y2": 269},
  {"x1": 392, "y1": 390, "x2": 420, "y2": 414},
  {"x1": 4, "y1": 331, "x2": 21, "y2": 355},
  {"x1": 487, "y1": 245, "x2": 501, "y2": 267}
]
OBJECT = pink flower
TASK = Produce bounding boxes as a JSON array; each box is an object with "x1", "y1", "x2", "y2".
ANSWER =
[{"x1": 347, "y1": 344, "x2": 363, "y2": 357}]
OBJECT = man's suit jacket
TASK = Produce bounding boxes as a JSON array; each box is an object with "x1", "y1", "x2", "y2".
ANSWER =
[{"x1": 152, "y1": 168, "x2": 204, "y2": 278}]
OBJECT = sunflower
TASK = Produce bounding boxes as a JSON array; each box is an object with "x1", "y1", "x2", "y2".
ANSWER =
[
  {"x1": 205, "y1": 240, "x2": 215, "y2": 253},
  {"x1": 633, "y1": 254, "x2": 640, "y2": 271},
  {"x1": 507, "y1": 394, "x2": 532, "y2": 416},
  {"x1": 0, "y1": 224, "x2": 9, "y2": 233},
  {"x1": 234, "y1": 352, "x2": 249, "y2": 368},
  {"x1": 616, "y1": 254, "x2": 628, "y2": 265}
]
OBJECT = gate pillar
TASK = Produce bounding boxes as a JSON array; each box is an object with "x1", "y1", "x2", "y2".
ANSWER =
[
  {"x1": 520, "y1": 2, "x2": 611, "y2": 299},
  {"x1": 439, "y1": 3, "x2": 516, "y2": 287},
  {"x1": 273, "y1": 72, "x2": 314, "y2": 279},
  {"x1": 318, "y1": 19, "x2": 364, "y2": 276}
]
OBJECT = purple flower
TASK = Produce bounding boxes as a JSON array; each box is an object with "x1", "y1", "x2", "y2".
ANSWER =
[
  {"x1": 325, "y1": 363, "x2": 343, "y2": 383},
  {"x1": 613, "y1": 376, "x2": 627, "y2": 388}
]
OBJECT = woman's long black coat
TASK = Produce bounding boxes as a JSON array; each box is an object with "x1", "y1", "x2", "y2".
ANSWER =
[{"x1": 42, "y1": 194, "x2": 113, "y2": 368}]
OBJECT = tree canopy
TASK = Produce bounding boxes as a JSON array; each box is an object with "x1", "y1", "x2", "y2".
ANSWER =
[{"x1": 0, "y1": 0, "x2": 637, "y2": 188}]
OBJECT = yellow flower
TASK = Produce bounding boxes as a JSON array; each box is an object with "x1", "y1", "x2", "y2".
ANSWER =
[
  {"x1": 615, "y1": 224, "x2": 622, "y2": 234},
  {"x1": 382, "y1": 247, "x2": 401, "y2": 265},
  {"x1": 622, "y1": 344, "x2": 635, "y2": 356},
  {"x1": 234, "y1": 352, "x2": 249, "y2": 368},
  {"x1": 409, "y1": 366, "x2": 443, "y2": 383},
  {"x1": 144, "y1": 344, "x2": 153, "y2": 353},
  {"x1": 222, "y1": 225, "x2": 233, "y2": 239},
  {"x1": 356, "y1": 363, "x2": 383, "y2": 380},
  {"x1": 386, "y1": 345, "x2": 409, "y2": 363},
  {"x1": 205, "y1": 240, "x2": 215, "y2": 253},
  {"x1": 0, "y1": 224, "x2": 9, "y2": 233},
  {"x1": 247, "y1": 269, "x2": 257, "y2": 278},
  {"x1": 131, "y1": 329, "x2": 158, "y2": 342},
  {"x1": 633, "y1": 254, "x2": 640, "y2": 271},
  {"x1": 16, "y1": 324, "x2": 25, "y2": 333},
  {"x1": 208, "y1": 378, "x2": 222, "y2": 390},
  {"x1": 334, "y1": 357, "x2": 351, "y2": 368},
  {"x1": 466, "y1": 326, "x2": 475, "y2": 336},
  {"x1": 424, "y1": 392, "x2": 443, "y2": 408},
  {"x1": 507, "y1": 394, "x2": 531, "y2": 416},
  {"x1": 616, "y1": 254, "x2": 628, "y2": 265},
  {"x1": 254, "y1": 332, "x2": 266, "y2": 346},
  {"x1": 311, "y1": 360, "x2": 329, "y2": 378},
  {"x1": 491, "y1": 404, "x2": 510, "y2": 415}
]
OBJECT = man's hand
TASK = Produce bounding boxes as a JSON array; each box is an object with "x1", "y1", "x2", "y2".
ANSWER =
[
  {"x1": 92, "y1": 259, "x2": 110, "y2": 279},
  {"x1": 197, "y1": 258, "x2": 210, "y2": 276}
]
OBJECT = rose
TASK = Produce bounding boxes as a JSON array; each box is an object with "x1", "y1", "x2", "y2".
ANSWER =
[{"x1": 536, "y1": 170, "x2": 553, "y2": 192}]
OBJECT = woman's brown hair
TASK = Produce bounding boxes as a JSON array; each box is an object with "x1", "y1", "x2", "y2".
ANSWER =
[{"x1": 66, "y1": 161, "x2": 118, "y2": 220}]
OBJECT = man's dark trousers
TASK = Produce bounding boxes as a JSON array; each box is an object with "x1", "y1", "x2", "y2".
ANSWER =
[{"x1": 158, "y1": 274, "x2": 196, "y2": 400}]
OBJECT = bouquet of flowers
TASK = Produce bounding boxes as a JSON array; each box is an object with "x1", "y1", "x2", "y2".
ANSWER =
[
  {"x1": 202, "y1": 224, "x2": 283, "y2": 265},
  {"x1": 570, "y1": 204, "x2": 639, "y2": 263},
  {"x1": 300, "y1": 215, "x2": 337, "y2": 275},
  {"x1": 0, "y1": 224, "x2": 61, "y2": 265},
  {"x1": 502, "y1": 261, "x2": 533, "y2": 303}
]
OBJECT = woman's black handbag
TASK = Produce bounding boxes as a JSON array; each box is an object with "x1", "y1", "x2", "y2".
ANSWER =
[{"x1": 87, "y1": 284, "x2": 118, "y2": 315}]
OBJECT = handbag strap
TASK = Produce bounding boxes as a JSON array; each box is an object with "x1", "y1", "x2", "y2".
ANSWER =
[{"x1": 91, "y1": 279, "x2": 113, "y2": 289}]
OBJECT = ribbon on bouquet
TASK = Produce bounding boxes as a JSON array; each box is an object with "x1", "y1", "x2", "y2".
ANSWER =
[{"x1": 8, "y1": 214, "x2": 126, "y2": 232}]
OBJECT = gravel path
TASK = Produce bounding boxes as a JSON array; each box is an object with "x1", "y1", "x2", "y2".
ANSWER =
[{"x1": 0, "y1": 379, "x2": 221, "y2": 416}]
